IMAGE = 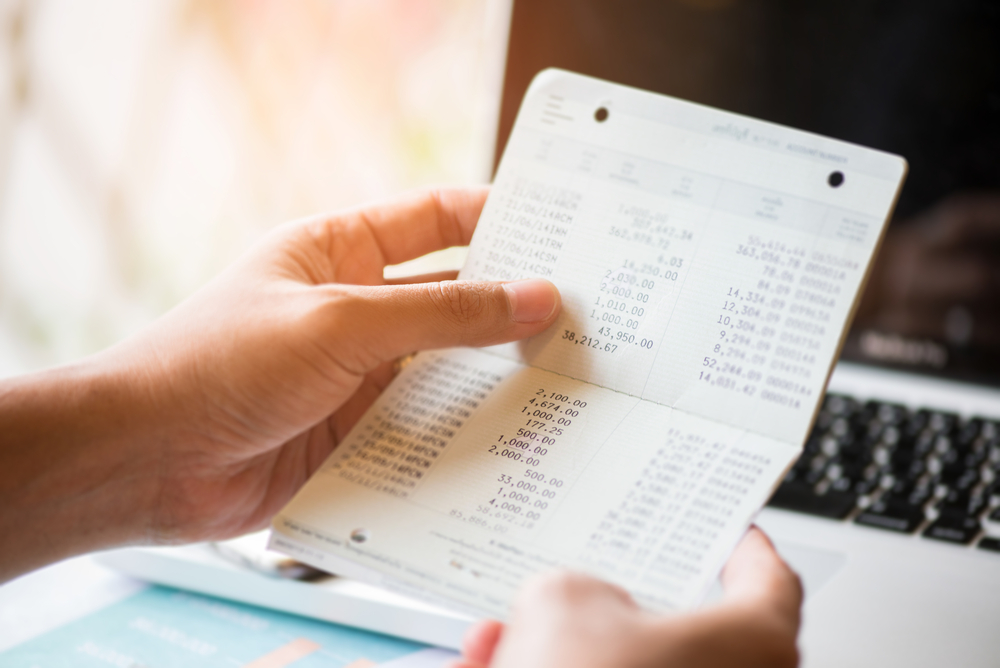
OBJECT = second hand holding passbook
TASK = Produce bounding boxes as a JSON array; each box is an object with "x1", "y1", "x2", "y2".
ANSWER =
[{"x1": 269, "y1": 69, "x2": 907, "y2": 618}]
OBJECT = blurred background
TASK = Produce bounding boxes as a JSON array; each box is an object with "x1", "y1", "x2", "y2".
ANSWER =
[{"x1": 0, "y1": 0, "x2": 510, "y2": 376}]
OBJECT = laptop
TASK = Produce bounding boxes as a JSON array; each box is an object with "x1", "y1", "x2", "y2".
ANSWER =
[
  {"x1": 492, "y1": 1, "x2": 1000, "y2": 666},
  {"x1": 103, "y1": 1, "x2": 1000, "y2": 665}
]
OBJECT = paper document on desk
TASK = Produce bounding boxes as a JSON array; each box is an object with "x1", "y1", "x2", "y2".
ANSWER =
[{"x1": 270, "y1": 69, "x2": 907, "y2": 618}]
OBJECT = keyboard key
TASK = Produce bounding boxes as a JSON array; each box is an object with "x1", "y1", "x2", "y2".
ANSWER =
[
  {"x1": 907, "y1": 484, "x2": 934, "y2": 507},
  {"x1": 854, "y1": 474, "x2": 881, "y2": 495},
  {"x1": 768, "y1": 482, "x2": 858, "y2": 519},
  {"x1": 836, "y1": 459, "x2": 867, "y2": 481},
  {"x1": 899, "y1": 459, "x2": 927, "y2": 481},
  {"x1": 977, "y1": 537, "x2": 1000, "y2": 552},
  {"x1": 855, "y1": 495, "x2": 925, "y2": 533},
  {"x1": 824, "y1": 394, "x2": 852, "y2": 415},
  {"x1": 904, "y1": 409, "x2": 930, "y2": 437},
  {"x1": 876, "y1": 402, "x2": 907, "y2": 425},
  {"x1": 964, "y1": 447, "x2": 987, "y2": 469},
  {"x1": 913, "y1": 432, "x2": 936, "y2": 457},
  {"x1": 830, "y1": 476, "x2": 853, "y2": 493},
  {"x1": 941, "y1": 487, "x2": 974, "y2": 509},
  {"x1": 889, "y1": 447, "x2": 916, "y2": 468},
  {"x1": 928, "y1": 411, "x2": 958, "y2": 434},
  {"x1": 838, "y1": 441, "x2": 869, "y2": 462},
  {"x1": 804, "y1": 466, "x2": 827, "y2": 486},
  {"x1": 957, "y1": 418, "x2": 984, "y2": 446},
  {"x1": 967, "y1": 493, "x2": 988, "y2": 516},
  {"x1": 954, "y1": 469, "x2": 980, "y2": 492},
  {"x1": 981, "y1": 507, "x2": 1000, "y2": 538},
  {"x1": 923, "y1": 511, "x2": 981, "y2": 545}
]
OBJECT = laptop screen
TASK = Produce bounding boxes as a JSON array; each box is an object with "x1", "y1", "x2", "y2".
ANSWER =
[{"x1": 495, "y1": 0, "x2": 1000, "y2": 387}]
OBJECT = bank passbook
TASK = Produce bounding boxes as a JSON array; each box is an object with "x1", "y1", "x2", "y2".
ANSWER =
[{"x1": 270, "y1": 69, "x2": 907, "y2": 618}]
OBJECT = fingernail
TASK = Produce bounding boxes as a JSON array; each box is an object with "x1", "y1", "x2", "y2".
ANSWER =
[{"x1": 503, "y1": 279, "x2": 559, "y2": 323}]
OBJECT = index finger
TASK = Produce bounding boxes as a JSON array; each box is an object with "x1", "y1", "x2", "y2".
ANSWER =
[
  {"x1": 923, "y1": 194, "x2": 1000, "y2": 247},
  {"x1": 347, "y1": 186, "x2": 490, "y2": 267}
]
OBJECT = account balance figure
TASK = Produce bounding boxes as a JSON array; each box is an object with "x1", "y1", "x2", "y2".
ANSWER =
[{"x1": 0, "y1": 187, "x2": 801, "y2": 668}]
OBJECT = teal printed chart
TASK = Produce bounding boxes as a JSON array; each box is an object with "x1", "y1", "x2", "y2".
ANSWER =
[{"x1": 0, "y1": 585, "x2": 426, "y2": 667}]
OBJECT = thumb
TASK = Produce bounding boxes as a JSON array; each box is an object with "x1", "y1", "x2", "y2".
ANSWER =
[
  {"x1": 721, "y1": 526, "x2": 802, "y2": 622},
  {"x1": 344, "y1": 278, "x2": 561, "y2": 362},
  {"x1": 636, "y1": 528, "x2": 802, "y2": 668}
]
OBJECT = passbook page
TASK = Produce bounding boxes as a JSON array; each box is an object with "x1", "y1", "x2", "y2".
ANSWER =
[
  {"x1": 463, "y1": 71, "x2": 906, "y2": 444},
  {"x1": 271, "y1": 70, "x2": 906, "y2": 618}
]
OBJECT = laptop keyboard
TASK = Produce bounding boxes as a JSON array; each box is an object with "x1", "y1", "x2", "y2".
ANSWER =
[{"x1": 767, "y1": 392, "x2": 1000, "y2": 551}]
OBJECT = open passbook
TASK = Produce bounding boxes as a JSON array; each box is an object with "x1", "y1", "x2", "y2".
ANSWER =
[{"x1": 270, "y1": 70, "x2": 907, "y2": 618}]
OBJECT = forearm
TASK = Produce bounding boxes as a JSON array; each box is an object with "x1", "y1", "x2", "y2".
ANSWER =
[{"x1": 0, "y1": 353, "x2": 160, "y2": 582}]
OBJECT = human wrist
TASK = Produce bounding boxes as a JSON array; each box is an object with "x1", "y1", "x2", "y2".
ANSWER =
[{"x1": 0, "y1": 350, "x2": 163, "y2": 581}]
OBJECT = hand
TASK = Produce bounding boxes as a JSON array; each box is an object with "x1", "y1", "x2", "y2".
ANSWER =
[
  {"x1": 0, "y1": 187, "x2": 561, "y2": 581},
  {"x1": 454, "y1": 527, "x2": 802, "y2": 668},
  {"x1": 857, "y1": 193, "x2": 1000, "y2": 349}
]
